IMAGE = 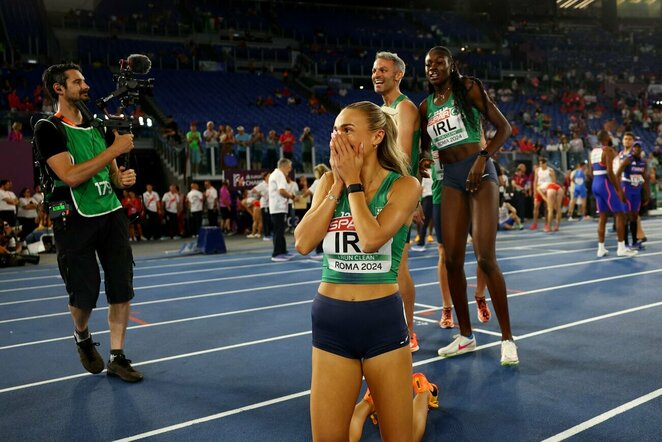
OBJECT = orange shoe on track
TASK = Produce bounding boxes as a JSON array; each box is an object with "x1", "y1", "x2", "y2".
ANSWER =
[
  {"x1": 439, "y1": 307, "x2": 455, "y2": 329},
  {"x1": 412, "y1": 373, "x2": 439, "y2": 409},
  {"x1": 409, "y1": 332, "x2": 419, "y2": 352},
  {"x1": 363, "y1": 388, "x2": 378, "y2": 425},
  {"x1": 475, "y1": 296, "x2": 491, "y2": 323}
]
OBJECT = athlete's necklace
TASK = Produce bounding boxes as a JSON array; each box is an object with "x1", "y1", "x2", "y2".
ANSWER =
[{"x1": 436, "y1": 87, "x2": 451, "y2": 102}]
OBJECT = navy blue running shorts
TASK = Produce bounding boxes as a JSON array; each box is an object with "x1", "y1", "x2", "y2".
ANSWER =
[
  {"x1": 443, "y1": 153, "x2": 498, "y2": 192},
  {"x1": 311, "y1": 292, "x2": 409, "y2": 360}
]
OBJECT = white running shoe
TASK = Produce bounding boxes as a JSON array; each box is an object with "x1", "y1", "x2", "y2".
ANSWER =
[
  {"x1": 597, "y1": 247, "x2": 609, "y2": 258},
  {"x1": 438, "y1": 334, "x2": 476, "y2": 357},
  {"x1": 410, "y1": 244, "x2": 427, "y2": 252},
  {"x1": 617, "y1": 247, "x2": 638, "y2": 257},
  {"x1": 500, "y1": 340, "x2": 519, "y2": 366}
]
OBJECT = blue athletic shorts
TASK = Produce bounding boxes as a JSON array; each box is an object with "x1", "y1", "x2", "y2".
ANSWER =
[
  {"x1": 499, "y1": 218, "x2": 515, "y2": 230},
  {"x1": 311, "y1": 292, "x2": 409, "y2": 360},
  {"x1": 443, "y1": 153, "x2": 498, "y2": 192},
  {"x1": 592, "y1": 176, "x2": 623, "y2": 214},
  {"x1": 621, "y1": 183, "x2": 641, "y2": 213}
]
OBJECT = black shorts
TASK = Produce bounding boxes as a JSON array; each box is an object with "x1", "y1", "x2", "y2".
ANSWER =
[
  {"x1": 53, "y1": 208, "x2": 134, "y2": 310},
  {"x1": 312, "y1": 292, "x2": 409, "y2": 360},
  {"x1": 220, "y1": 207, "x2": 231, "y2": 220}
]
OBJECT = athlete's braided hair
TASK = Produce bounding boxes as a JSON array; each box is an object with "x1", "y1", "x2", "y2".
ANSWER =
[{"x1": 426, "y1": 46, "x2": 490, "y2": 128}]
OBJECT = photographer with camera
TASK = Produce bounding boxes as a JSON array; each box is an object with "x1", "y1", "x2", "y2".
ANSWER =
[{"x1": 33, "y1": 63, "x2": 143, "y2": 382}]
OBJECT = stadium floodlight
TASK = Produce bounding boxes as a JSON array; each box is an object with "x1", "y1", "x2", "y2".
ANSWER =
[
  {"x1": 559, "y1": 0, "x2": 582, "y2": 8},
  {"x1": 575, "y1": 0, "x2": 596, "y2": 8}
]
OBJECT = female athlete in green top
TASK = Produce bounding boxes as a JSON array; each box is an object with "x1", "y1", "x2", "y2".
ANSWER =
[
  {"x1": 295, "y1": 101, "x2": 420, "y2": 440},
  {"x1": 419, "y1": 46, "x2": 519, "y2": 366}
]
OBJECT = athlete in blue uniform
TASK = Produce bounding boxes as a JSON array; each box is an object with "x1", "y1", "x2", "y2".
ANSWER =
[
  {"x1": 589, "y1": 131, "x2": 637, "y2": 257},
  {"x1": 617, "y1": 138, "x2": 650, "y2": 249}
]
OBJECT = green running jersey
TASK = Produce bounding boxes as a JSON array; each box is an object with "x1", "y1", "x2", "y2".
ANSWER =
[{"x1": 321, "y1": 171, "x2": 408, "y2": 284}]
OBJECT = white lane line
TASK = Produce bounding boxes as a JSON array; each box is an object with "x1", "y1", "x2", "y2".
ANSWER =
[
  {"x1": 0, "y1": 331, "x2": 312, "y2": 394},
  {"x1": 2, "y1": 252, "x2": 661, "y2": 325},
  {"x1": 114, "y1": 390, "x2": 313, "y2": 442},
  {"x1": 3, "y1": 238, "x2": 661, "y2": 306},
  {"x1": 541, "y1": 388, "x2": 662, "y2": 442},
  {"x1": 0, "y1": 280, "x2": 320, "y2": 324},
  {"x1": 413, "y1": 269, "x2": 662, "y2": 313},
  {"x1": 411, "y1": 316, "x2": 502, "y2": 337},
  {"x1": 113, "y1": 300, "x2": 662, "y2": 441},
  {"x1": 0, "y1": 300, "x2": 314, "y2": 350},
  {"x1": 0, "y1": 220, "x2": 653, "y2": 279}
]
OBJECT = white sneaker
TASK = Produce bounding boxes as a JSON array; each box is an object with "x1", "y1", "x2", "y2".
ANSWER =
[
  {"x1": 410, "y1": 244, "x2": 426, "y2": 252},
  {"x1": 617, "y1": 247, "x2": 638, "y2": 257},
  {"x1": 500, "y1": 340, "x2": 519, "y2": 366},
  {"x1": 597, "y1": 247, "x2": 609, "y2": 258},
  {"x1": 438, "y1": 334, "x2": 476, "y2": 357}
]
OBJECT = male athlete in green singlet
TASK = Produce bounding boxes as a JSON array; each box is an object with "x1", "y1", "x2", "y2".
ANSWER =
[{"x1": 372, "y1": 51, "x2": 423, "y2": 352}]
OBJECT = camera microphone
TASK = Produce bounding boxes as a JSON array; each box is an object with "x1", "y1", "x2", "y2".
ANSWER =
[{"x1": 127, "y1": 54, "x2": 152, "y2": 74}]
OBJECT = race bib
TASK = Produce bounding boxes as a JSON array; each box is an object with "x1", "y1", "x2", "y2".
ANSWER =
[
  {"x1": 323, "y1": 215, "x2": 392, "y2": 273},
  {"x1": 574, "y1": 177, "x2": 584, "y2": 186},
  {"x1": 427, "y1": 107, "x2": 469, "y2": 150},
  {"x1": 630, "y1": 174, "x2": 644, "y2": 186}
]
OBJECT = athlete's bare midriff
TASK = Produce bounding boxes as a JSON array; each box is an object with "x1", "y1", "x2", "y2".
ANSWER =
[
  {"x1": 438, "y1": 141, "x2": 484, "y2": 164},
  {"x1": 318, "y1": 282, "x2": 399, "y2": 301}
]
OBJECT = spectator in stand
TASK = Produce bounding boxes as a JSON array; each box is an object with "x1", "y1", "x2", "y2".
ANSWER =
[
  {"x1": 16, "y1": 187, "x2": 38, "y2": 239},
  {"x1": 235, "y1": 126, "x2": 251, "y2": 169},
  {"x1": 186, "y1": 182, "x2": 204, "y2": 237},
  {"x1": 250, "y1": 126, "x2": 264, "y2": 170},
  {"x1": 8, "y1": 122, "x2": 23, "y2": 141},
  {"x1": 203, "y1": 121, "x2": 220, "y2": 169},
  {"x1": 32, "y1": 184, "x2": 44, "y2": 207},
  {"x1": 219, "y1": 180, "x2": 233, "y2": 234},
  {"x1": 142, "y1": 184, "x2": 161, "y2": 240},
  {"x1": 0, "y1": 179, "x2": 18, "y2": 227},
  {"x1": 220, "y1": 126, "x2": 237, "y2": 169},
  {"x1": 203, "y1": 180, "x2": 219, "y2": 228},
  {"x1": 264, "y1": 130, "x2": 279, "y2": 170},
  {"x1": 161, "y1": 184, "x2": 181, "y2": 239},
  {"x1": 568, "y1": 132, "x2": 585, "y2": 167},
  {"x1": 544, "y1": 137, "x2": 560, "y2": 168},
  {"x1": 279, "y1": 127, "x2": 295, "y2": 161},
  {"x1": 186, "y1": 122, "x2": 202, "y2": 175},
  {"x1": 161, "y1": 115, "x2": 181, "y2": 144},
  {"x1": 300, "y1": 127, "x2": 314, "y2": 172},
  {"x1": 7, "y1": 89, "x2": 21, "y2": 110}
]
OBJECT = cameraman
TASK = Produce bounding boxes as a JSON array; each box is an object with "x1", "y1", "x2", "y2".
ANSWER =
[{"x1": 34, "y1": 63, "x2": 142, "y2": 382}]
